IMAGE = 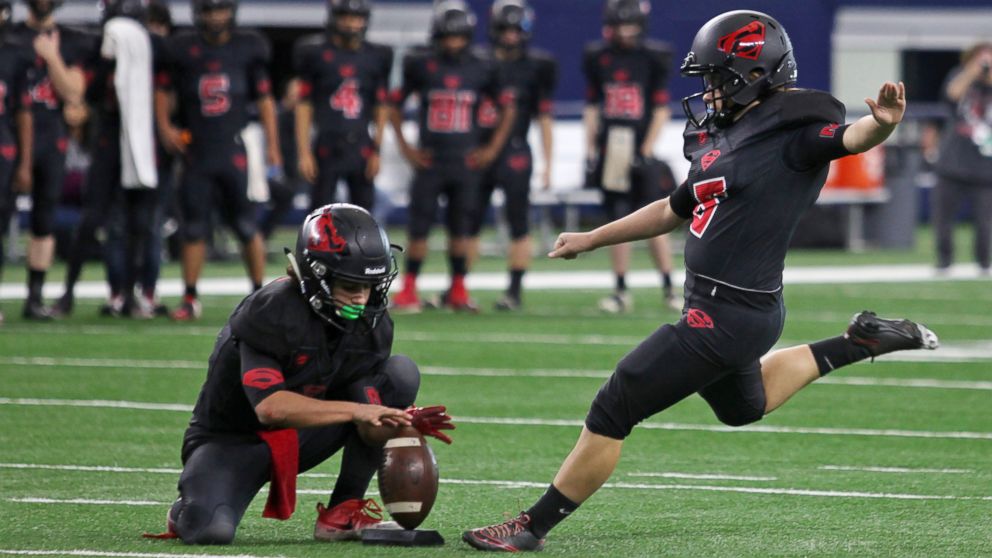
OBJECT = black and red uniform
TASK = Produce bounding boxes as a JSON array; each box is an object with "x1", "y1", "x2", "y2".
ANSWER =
[
  {"x1": 472, "y1": 46, "x2": 556, "y2": 239},
  {"x1": 293, "y1": 34, "x2": 392, "y2": 211},
  {"x1": 587, "y1": 90, "x2": 854, "y2": 439},
  {"x1": 391, "y1": 46, "x2": 510, "y2": 238},
  {"x1": 582, "y1": 39, "x2": 671, "y2": 219},
  {"x1": 9, "y1": 23, "x2": 96, "y2": 238},
  {"x1": 172, "y1": 277, "x2": 419, "y2": 543},
  {"x1": 156, "y1": 29, "x2": 270, "y2": 243},
  {"x1": 0, "y1": 36, "x2": 33, "y2": 251}
]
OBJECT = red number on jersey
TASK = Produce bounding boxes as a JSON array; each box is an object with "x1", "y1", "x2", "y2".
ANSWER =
[
  {"x1": 689, "y1": 177, "x2": 728, "y2": 238},
  {"x1": 30, "y1": 77, "x2": 59, "y2": 109},
  {"x1": 427, "y1": 90, "x2": 476, "y2": 133},
  {"x1": 330, "y1": 78, "x2": 362, "y2": 119},
  {"x1": 477, "y1": 97, "x2": 498, "y2": 128},
  {"x1": 198, "y1": 73, "x2": 231, "y2": 116},
  {"x1": 603, "y1": 83, "x2": 644, "y2": 119}
]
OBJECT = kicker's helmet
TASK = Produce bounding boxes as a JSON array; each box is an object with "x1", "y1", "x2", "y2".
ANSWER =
[
  {"x1": 488, "y1": 0, "x2": 533, "y2": 46},
  {"x1": 431, "y1": 0, "x2": 476, "y2": 42},
  {"x1": 680, "y1": 10, "x2": 797, "y2": 128},
  {"x1": 327, "y1": 0, "x2": 371, "y2": 41},
  {"x1": 289, "y1": 203, "x2": 398, "y2": 332}
]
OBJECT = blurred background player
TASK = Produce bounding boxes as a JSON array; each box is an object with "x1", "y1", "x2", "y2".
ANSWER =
[
  {"x1": 388, "y1": 0, "x2": 515, "y2": 312},
  {"x1": 145, "y1": 204, "x2": 453, "y2": 545},
  {"x1": 11, "y1": 0, "x2": 88, "y2": 319},
  {"x1": 470, "y1": 0, "x2": 556, "y2": 311},
  {"x1": 931, "y1": 41, "x2": 992, "y2": 274},
  {"x1": 294, "y1": 0, "x2": 392, "y2": 213},
  {"x1": 155, "y1": 0, "x2": 282, "y2": 320},
  {"x1": 52, "y1": 0, "x2": 160, "y2": 319},
  {"x1": 583, "y1": 0, "x2": 678, "y2": 313},
  {"x1": 0, "y1": 0, "x2": 34, "y2": 324}
]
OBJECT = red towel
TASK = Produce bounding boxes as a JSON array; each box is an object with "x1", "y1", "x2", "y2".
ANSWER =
[{"x1": 257, "y1": 428, "x2": 299, "y2": 520}]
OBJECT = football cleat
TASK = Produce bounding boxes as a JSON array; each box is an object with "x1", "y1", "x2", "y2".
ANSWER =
[
  {"x1": 598, "y1": 291, "x2": 632, "y2": 314},
  {"x1": 494, "y1": 292, "x2": 522, "y2": 311},
  {"x1": 390, "y1": 285, "x2": 422, "y2": 313},
  {"x1": 100, "y1": 295, "x2": 125, "y2": 318},
  {"x1": 170, "y1": 295, "x2": 202, "y2": 321},
  {"x1": 845, "y1": 310, "x2": 939, "y2": 358},
  {"x1": 49, "y1": 293, "x2": 74, "y2": 318},
  {"x1": 463, "y1": 512, "x2": 545, "y2": 552},
  {"x1": 22, "y1": 300, "x2": 54, "y2": 321},
  {"x1": 314, "y1": 498, "x2": 399, "y2": 541},
  {"x1": 446, "y1": 283, "x2": 479, "y2": 313}
]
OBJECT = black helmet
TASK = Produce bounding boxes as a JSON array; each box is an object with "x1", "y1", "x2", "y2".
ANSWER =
[
  {"x1": 431, "y1": 0, "x2": 476, "y2": 42},
  {"x1": 680, "y1": 10, "x2": 797, "y2": 128},
  {"x1": 327, "y1": 0, "x2": 371, "y2": 41},
  {"x1": 603, "y1": 0, "x2": 648, "y2": 29},
  {"x1": 26, "y1": 0, "x2": 63, "y2": 19},
  {"x1": 0, "y1": 0, "x2": 12, "y2": 32},
  {"x1": 288, "y1": 203, "x2": 398, "y2": 332},
  {"x1": 488, "y1": 0, "x2": 533, "y2": 46},
  {"x1": 192, "y1": 0, "x2": 237, "y2": 36},
  {"x1": 99, "y1": 0, "x2": 148, "y2": 23}
]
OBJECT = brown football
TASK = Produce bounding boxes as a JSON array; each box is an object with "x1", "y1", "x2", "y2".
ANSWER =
[{"x1": 376, "y1": 427, "x2": 439, "y2": 530}]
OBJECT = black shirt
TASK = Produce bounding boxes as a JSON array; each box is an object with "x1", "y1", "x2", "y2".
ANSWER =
[
  {"x1": 934, "y1": 67, "x2": 992, "y2": 182},
  {"x1": 475, "y1": 46, "x2": 557, "y2": 145},
  {"x1": 0, "y1": 36, "x2": 35, "y2": 137}
]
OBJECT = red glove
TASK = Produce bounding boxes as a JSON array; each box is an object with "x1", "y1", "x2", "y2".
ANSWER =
[{"x1": 406, "y1": 405, "x2": 455, "y2": 444}]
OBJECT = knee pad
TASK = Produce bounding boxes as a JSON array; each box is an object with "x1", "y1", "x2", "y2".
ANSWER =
[
  {"x1": 176, "y1": 502, "x2": 237, "y2": 545},
  {"x1": 382, "y1": 354, "x2": 420, "y2": 408}
]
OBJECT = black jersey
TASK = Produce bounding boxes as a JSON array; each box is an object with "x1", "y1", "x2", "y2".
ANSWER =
[
  {"x1": 0, "y1": 37, "x2": 35, "y2": 134},
  {"x1": 188, "y1": 277, "x2": 394, "y2": 434},
  {"x1": 9, "y1": 24, "x2": 97, "y2": 147},
  {"x1": 475, "y1": 46, "x2": 557, "y2": 144},
  {"x1": 680, "y1": 90, "x2": 848, "y2": 292},
  {"x1": 582, "y1": 39, "x2": 670, "y2": 146},
  {"x1": 392, "y1": 46, "x2": 509, "y2": 162},
  {"x1": 293, "y1": 34, "x2": 392, "y2": 143},
  {"x1": 156, "y1": 29, "x2": 271, "y2": 147}
]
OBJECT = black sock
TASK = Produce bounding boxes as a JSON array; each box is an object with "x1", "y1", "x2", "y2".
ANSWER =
[
  {"x1": 252, "y1": 282, "x2": 262, "y2": 292},
  {"x1": 615, "y1": 274, "x2": 626, "y2": 291},
  {"x1": 27, "y1": 269, "x2": 45, "y2": 303},
  {"x1": 449, "y1": 255, "x2": 467, "y2": 277},
  {"x1": 328, "y1": 435, "x2": 380, "y2": 507},
  {"x1": 525, "y1": 484, "x2": 579, "y2": 539},
  {"x1": 508, "y1": 269, "x2": 525, "y2": 297},
  {"x1": 184, "y1": 285, "x2": 198, "y2": 299},
  {"x1": 406, "y1": 258, "x2": 422, "y2": 277},
  {"x1": 661, "y1": 272, "x2": 672, "y2": 289},
  {"x1": 808, "y1": 336, "x2": 873, "y2": 376}
]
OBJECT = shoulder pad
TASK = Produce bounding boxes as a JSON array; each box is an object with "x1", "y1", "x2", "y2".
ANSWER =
[
  {"x1": 235, "y1": 29, "x2": 271, "y2": 56},
  {"x1": 777, "y1": 89, "x2": 846, "y2": 126},
  {"x1": 229, "y1": 279, "x2": 314, "y2": 358}
]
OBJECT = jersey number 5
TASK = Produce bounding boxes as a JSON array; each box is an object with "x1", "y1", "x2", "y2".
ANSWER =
[
  {"x1": 199, "y1": 73, "x2": 231, "y2": 117},
  {"x1": 330, "y1": 78, "x2": 362, "y2": 119},
  {"x1": 427, "y1": 90, "x2": 476, "y2": 133},
  {"x1": 690, "y1": 177, "x2": 728, "y2": 238}
]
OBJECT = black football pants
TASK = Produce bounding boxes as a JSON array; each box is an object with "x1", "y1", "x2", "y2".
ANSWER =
[
  {"x1": 171, "y1": 355, "x2": 420, "y2": 545},
  {"x1": 585, "y1": 272, "x2": 784, "y2": 439}
]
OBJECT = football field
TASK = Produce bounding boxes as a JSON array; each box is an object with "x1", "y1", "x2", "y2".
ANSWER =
[{"x1": 1, "y1": 241, "x2": 990, "y2": 557}]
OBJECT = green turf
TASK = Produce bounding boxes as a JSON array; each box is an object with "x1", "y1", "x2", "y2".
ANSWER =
[{"x1": 0, "y1": 250, "x2": 990, "y2": 556}]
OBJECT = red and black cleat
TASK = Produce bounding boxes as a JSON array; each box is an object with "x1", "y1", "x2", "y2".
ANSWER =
[
  {"x1": 463, "y1": 512, "x2": 545, "y2": 552},
  {"x1": 845, "y1": 310, "x2": 939, "y2": 358}
]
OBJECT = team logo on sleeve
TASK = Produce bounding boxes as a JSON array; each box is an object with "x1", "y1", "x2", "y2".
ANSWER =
[
  {"x1": 701, "y1": 149, "x2": 721, "y2": 171},
  {"x1": 243, "y1": 368, "x2": 285, "y2": 389},
  {"x1": 717, "y1": 21, "x2": 765, "y2": 61},
  {"x1": 819, "y1": 123, "x2": 840, "y2": 138}
]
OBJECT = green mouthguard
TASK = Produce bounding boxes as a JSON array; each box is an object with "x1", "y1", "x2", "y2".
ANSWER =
[{"x1": 337, "y1": 304, "x2": 365, "y2": 320}]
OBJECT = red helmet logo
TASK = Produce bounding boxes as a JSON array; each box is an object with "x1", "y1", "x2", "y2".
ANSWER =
[
  {"x1": 717, "y1": 21, "x2": 765, "y2": 61},
  {"x1": 307, "y1": 212, "x2": 347, "y2": 254}
]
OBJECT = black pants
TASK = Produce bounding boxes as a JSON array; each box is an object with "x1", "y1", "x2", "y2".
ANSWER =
[
  {"x1": 172, "y1": 354, "x2": 420, "y2": 545},
  {"x1": 311, "y1": 137, "x2": 375, "y2": 212},
  {"x1": 0, "y1": 131, "x2": 16, "y2": 277},
  {"x1": 27, "y1": 139, "x2": 66, "y2": 237},
  {"x1": 586, "y1": 272, "x2": 784, "y2": 439},
  {"x1": 473, "y1": 141, "x2": 533, "y2": 239},
  {"x1": 407, "y1": 158, "x2": 480, "y2": 239},
  {"x1": 180, "y1": 144, "x2": 257, "y2": 243},
  {"x1": 932, "y1": 174, "x2": 992, "y2": 270}
]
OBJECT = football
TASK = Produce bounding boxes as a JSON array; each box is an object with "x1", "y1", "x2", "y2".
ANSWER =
[{"x1": 377, "y1": 427, "x2": 439, "y2": 530}]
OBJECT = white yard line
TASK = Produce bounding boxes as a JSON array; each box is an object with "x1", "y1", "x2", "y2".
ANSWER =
[
  {"x1": 8, "y1": 498, "x2": 163, "y2": 506},
  {"x1": 818, "y1": 465, "x2": 973, "y2": 474},
  {"x1": 628, "y1": 472, "x2": 778, "y2": 481},
  {"x1": 1, "y1": 263, "x2": 989, "y2": 301},
  {"x1": 1, "y1": 397, "x2": 990, "y2": 441},
  {"x1": 0, "y1": 550, "x2": 282, "y2": 558}
]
